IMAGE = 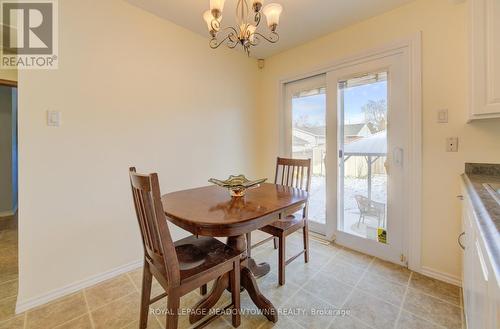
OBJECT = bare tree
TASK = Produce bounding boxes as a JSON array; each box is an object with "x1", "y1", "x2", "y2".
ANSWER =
[
  {"x1": 294, "y1": 114, "x2": 312, "y2": 128},
  {"x1": 362, "y1": 99, "x2": 387, "y2": 132}
]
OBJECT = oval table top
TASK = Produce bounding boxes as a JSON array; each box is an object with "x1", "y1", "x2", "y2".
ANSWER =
[{"x1": 161, "y1": 183, "x2": 308, "y2": 236}]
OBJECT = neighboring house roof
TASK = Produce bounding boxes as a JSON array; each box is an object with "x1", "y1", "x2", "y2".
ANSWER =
[
  {"x1": 344, "y1": 123, "x2": 367, "y2": 136},
  {"x1": 293, "y1": 135, "x2": 309, "y2": 146},
  {"x1": 294, "y1": 123, "x2": 372, "y2": 141},
  {"x1": 344, "y1": 130, "x2": 387, "y2": 156},
  {"x1": 295, "y1": 126, "x2": 326, "y2": 137}
]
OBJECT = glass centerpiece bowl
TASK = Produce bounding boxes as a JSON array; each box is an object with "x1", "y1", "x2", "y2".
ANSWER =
[{"x1": 209, "y1": 175, "x2": 267, "y2": 197}]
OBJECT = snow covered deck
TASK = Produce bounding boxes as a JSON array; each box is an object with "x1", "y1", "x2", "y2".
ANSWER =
[{"x1": 308, "y1": 174, "x2": 387, "y2": 238}]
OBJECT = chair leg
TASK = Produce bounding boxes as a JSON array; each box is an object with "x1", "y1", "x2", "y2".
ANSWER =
[
  {"x1": 230, "y1": 260, "x2": 241, "y2": 327},
  {"x1": 303, "y1": 222, "x2": 309, "y2": 263},
  {"x1": 165, "y1": 289, "x2": 180, "y2": 329},
  {"x1": 273, "y1": 237, "x2": 278, "y2": 250},
  {"x1": 278, "y1": 234, "x2": 286, "y2": 286},
  {"x1": 246, "y1": 232, "x2": 252, "y2": 258},
  {"x1": 200, "y1": 284, "x2": 207, "y2": 295},
  {"x1": 357, "y1": 213, "x2": 363, "y2": 227},
  {"x1": 139, "y1": 260, "x2": 153, "y2": 329}
]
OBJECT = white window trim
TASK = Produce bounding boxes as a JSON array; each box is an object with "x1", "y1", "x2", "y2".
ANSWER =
[{"x1": 277, "y1": 33, "x2": 422, "y2": 271}]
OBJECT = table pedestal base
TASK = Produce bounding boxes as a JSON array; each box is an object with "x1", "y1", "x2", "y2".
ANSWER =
[
  {"x1": 189, "y1": 235, "x2": 277, "y2": 324},
  {"x1": 247, "y1": 258, "x2": 271, "y2": 278}
]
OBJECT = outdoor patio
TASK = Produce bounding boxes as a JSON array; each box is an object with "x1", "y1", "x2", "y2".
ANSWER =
[{"x1": 308, "y1": 174, "x2": 387, "y2": 239}]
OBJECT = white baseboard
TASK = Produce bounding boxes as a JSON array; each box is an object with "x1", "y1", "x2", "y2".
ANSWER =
[
  {"x1": 15, "y1": 259, "x2": 142, "y2": 314},
  {"x1": 0, "y1": 207, "x2": 17, "y2": 217},
  {"x1": 419, "y1": 266, "x2": 462, "y2": 287}
]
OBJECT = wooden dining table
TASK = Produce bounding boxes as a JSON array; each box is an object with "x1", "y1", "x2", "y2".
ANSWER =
[{"x1": 161, "y1": 182, "x2": 308, "y2": 324}]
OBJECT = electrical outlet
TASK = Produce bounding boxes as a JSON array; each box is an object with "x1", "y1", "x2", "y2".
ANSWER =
[{"x1": 446, "y1": 137, "x2": 459, "y2": 152}]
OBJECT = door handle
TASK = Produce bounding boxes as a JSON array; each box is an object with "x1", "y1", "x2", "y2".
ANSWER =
[
  {"x1": 458, "y1": 232, "x2": 465, "y2": 250},
  {"x1": 393, "y1": 147, "x2": 404, "y2": 167}
]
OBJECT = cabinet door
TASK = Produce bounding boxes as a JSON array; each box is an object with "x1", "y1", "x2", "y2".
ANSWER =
[
  {"x1": 462, "y1": 194, "x2": 493, "y2": 329},
  {"x1": 469, "y1": 238, "x2": 490, "y2": 329},
  {"x1": 462, "y1": 198, "x2": 474, "y2": 326},
  {"x1": 470, "y1": 0, "x2": 500, "y2": 119}
]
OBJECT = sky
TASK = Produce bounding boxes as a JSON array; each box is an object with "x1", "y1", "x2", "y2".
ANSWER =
[{"x1": 292, "y1": 80, "x2": 387, "y2": 126}]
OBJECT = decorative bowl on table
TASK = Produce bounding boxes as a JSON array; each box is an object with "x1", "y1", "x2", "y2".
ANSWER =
[{"x1": 208, "y1": 175, "x2": 267, "y2": 197}]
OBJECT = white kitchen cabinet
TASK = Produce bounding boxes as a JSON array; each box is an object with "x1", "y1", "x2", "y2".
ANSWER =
[
  {"x1": 461, "y1": 185, "x2": 499, "y2": 329},
  {"x1": 469, "y1": 0, "x2": 500, "y2": 120}
]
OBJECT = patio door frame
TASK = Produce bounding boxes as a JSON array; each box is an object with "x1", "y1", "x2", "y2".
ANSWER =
[
  {"x1": 278, "y1": 34, "x2": 422, "y2": 271},
  {"x1": 328, "y1": 53, "x2": 409, "y2": 266},
  {"x1": 282, "y1": 74, "x2": 327, "y2": 235}
]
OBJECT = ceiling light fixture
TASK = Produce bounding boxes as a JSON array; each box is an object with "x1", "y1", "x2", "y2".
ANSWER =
[{"x1": 203, "y1": 0, "x2": 283, "y2": 56}]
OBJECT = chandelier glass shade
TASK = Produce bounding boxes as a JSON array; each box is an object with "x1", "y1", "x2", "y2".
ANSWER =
[{"x1": 203, "y1": 0, "x2": 283, "y2": 55}]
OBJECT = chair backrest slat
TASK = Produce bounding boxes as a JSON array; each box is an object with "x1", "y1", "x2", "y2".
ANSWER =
[
  {"x1": 299, "y1": 166, "x2": 305, "y2": 190},
  {"x1": 274, "y1": 157, "x2": 312, "y2": 192},
  {"x1": 129, "y1": 167, "x2": 181, "y2": 287}
]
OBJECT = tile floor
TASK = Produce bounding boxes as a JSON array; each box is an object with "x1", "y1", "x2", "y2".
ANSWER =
[{"x1": 0, "y1": 215, "x2": 464, "y2": 329}]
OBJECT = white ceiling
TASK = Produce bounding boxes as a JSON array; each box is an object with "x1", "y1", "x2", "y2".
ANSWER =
[{"x1": 126, "y1": 0, "x2": 416, "y2": 58}]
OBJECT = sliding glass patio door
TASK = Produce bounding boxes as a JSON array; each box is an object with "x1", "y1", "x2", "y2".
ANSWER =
[
  {"x1": 283, "y1": 75, "x2": 327, "y2": 234},
  {"x1": 326, "y1": 51, "x2": 410, "y2": 265},
  {"x1": 283, "y1": 51, "x2": 410, "y2": 264}
]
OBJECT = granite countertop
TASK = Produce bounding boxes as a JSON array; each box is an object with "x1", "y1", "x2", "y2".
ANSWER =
[{"x1": 462, "y1": 163, "x2": 500, "y2": 282}]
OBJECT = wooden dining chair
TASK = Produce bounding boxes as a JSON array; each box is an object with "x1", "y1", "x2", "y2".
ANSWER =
[
  {"x1": 129, "y1": 167, "x2": 242, "y2": 329},
  {"x1": 247, "y1": 157, "x2": 312, "y2": 285}
]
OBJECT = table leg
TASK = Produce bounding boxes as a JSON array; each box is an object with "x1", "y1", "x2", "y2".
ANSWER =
[
  {"x1": 189, "y1": 274, "x2": 229, "y2": 324},
  {"x1": 189, "y1": 234, "x2": 277, "y2": 324},
  {"x1": 247, "y1": 258, "x2": 271, "y2": 278},
  {"x1": 246, "y1": 232, "x2": 271, "y2": 278},
  {"x1": 241, "y1": 266, "x2": 277, "y2": 322}
]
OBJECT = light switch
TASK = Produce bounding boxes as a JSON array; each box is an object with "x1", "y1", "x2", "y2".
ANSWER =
[
  {"x1": 446, "y1": 137, "x2": 459, "y2": 152},
  {"x1": 47, "y1": 110, "x2": 61, "y2": 127},
  {"x1": 437, "y1": 109, "x2": 448, "y2": 123}
]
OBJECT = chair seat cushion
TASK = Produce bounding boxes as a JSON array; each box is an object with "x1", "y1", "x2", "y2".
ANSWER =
[
  {"x1": 259, "y1": 213, "x2": 305, "y2": 235},
  {"x1": 174, "y1": 235, "x2": 242, "y2": 282}
]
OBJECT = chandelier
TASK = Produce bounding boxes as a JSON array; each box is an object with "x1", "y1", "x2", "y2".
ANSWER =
[{"x1": 203, "y1": 0, "x2": 283, "y2": 56}]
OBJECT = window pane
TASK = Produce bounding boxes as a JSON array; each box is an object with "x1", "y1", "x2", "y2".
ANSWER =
[
  {"x1": 339, "y1": 72, "x2": 388, "y2": 241},
  {"x1": 292, "y1": 88, "x2": 326, "y2": 225}
]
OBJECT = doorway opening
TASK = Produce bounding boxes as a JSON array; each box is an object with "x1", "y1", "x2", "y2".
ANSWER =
[
  {"x1": 281, "y1": 39, "x2": 421, "y2": 267},
  {"x1": 0, "y1": 78, "x2": 19, "y2": 309}
]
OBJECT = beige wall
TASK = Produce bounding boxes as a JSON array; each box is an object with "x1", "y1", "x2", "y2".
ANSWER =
[
  {"x1": 17, "y1": 0, "x2": 259, "y2": 304},
  {"x1": 256, "y1": 0, "x2": 500, "y2": 279},
  {"x1": 0, "y1": 69, "x2": 18, "y2": 82}
]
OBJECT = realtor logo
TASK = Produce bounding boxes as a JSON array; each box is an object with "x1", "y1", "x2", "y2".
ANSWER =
[{"x1": 1, "y1": 0, "x2": 58, "y2": 69}]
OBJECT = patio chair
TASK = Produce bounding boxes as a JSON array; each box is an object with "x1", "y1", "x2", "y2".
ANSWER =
[{"x1": 354, "y1": 195, "x2": 386, "y2": 228}]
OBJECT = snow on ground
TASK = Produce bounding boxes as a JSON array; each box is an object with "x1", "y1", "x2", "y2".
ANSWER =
[{"x1": 307, "y1": 175, "x2": 387, "y2": 237}]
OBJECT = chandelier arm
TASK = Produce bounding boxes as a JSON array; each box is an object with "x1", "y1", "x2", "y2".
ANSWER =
[
  {"x1": 209, "y1": 26, "x2": 239, "y2": 49},
  {"x1": 254, "y1": 11, "x2": 261, "y2": 27},
  {"x1": 218, "y1": 26, "x2": 240, "y2": 37},
  {"x1": 249, "y1": 31, "x2": 280, "y2": 46},
  {"x1": 222, "y1": 27, "x2": 240, "y2": 48},
  {"x1": 210, "y1": 19, "x2": 221, "y2": 32},
  {"x1": 227, "y1": 39, "x2": 239, "y2": 49},
  {"x1": 210, "y1": 34, "x2": 232, "y2": 49}
]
